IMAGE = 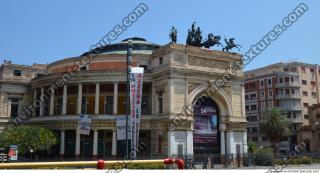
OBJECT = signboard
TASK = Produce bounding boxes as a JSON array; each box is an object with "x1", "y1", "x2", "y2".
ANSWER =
[
  {"x1": 116, "y1": 116, "x2": 131, "y2": 140},
  {"x1": 77, "y1": 114, "x2": 92, "y2": 135},
  {"x1": 130, "y1": 67, "x2": 144, "y2": 155},
  {"x1": 8, "y1": 145, "x2": 18, "y2": 161},
  {"x1": 194, "y1": 100, "x2": 218, "y2": 144}
]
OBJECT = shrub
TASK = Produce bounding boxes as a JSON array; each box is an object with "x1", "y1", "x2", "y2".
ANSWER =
[
  {"x1": 300, "y1": 156, "x2": 312, "y2": 165},
  {"x1": 253, "y1": 147, "x2": 274, "y2": 166}
]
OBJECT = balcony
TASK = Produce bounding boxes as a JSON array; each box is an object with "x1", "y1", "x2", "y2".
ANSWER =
[
  {"x1": 276, "y1": 94, "x2": 300, "y2": 100},
  {"x1": 276, "y1": 82, "x2": 300, "y2": 88},
  {"x1": 288, "y1": 118, "x2": 303, "y2": 124},
  {"x1": 279, "y1": 105, "x2": 302, "y2": 111}
]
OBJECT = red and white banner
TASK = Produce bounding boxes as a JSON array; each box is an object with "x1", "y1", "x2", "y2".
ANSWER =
[{"x1": 130, "y1": 67, "x2": 144, "y2": 157}]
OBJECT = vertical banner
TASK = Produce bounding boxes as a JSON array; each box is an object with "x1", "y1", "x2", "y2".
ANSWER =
[
  {"x1": 77, "y1": 114, "x2": 92, "y2": 135},
  {"x1": 130, "y1": 67, "x2": 144, "y2": 158}
]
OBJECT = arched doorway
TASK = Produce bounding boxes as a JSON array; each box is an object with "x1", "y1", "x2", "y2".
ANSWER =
[{"x1": 193, "y1": 96, "x2": 220, "y2": 155}]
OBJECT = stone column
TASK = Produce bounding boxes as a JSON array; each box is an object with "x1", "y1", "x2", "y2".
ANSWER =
[
  {"x1": 49, "y1": 88, "x2": 55, "y2": 116},
  {"x1": 39, "y1": 87, "x2": 44, "y2": 116},
  {"x1": 186, "y1": 131, "x2": 193, "y2": 156},
  {"x1": 113, "y1": 82, "x2": 118, "y2": 114},
  {"x1": 62, "y1": 85, "x2": 67, "y2": 115},
  {"x1": 243, "y1": 131, "x2": 248, "y2": 154},
  {"x1": 60, "y1": 130, "x2": 65, "y2": 156},
  {"x1": 77, "y1": 83, "x2": 82, "y2": 114},
  {"x1": 95, "y1": 83, "x2": 100, "y2": 114},
  {"x1": 75, "y1": 131, "x2": 80, "y2": 156},
  {"x1": 112, "y1": 130, "x2": 117, "y2": 156},
  {"x1": 220, "y1": 131, "x2": 226, "y2": 155},
  {"x1": 167, "y1": 131, "x2": 175, "y2": 156},
  {"x1": 93, "y1": 130, "x2": 98, "y2": 156},
  {"x1": 168, "y1": 79, "x2": 174, "y2": 113},
  {"x1": 33, "y1": 89, "x2": 37, "y2": 117},
  {"x1": 226, "y1": 131, "x2": 234, "y2": 155}
]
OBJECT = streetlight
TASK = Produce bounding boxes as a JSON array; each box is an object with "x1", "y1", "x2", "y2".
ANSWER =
[
  {"x1": 82, "y1": 142, "x2": 88, "y2": 159},
  {"x1": 30, "y1": 148, "x2": 34, "y2": 161},
  {"x1": 126, "y1": 39, "x2": 133, "y2": 159}
]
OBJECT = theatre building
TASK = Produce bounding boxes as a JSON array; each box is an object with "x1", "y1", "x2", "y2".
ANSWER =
[{"x1": 0, "y1": 37, "x2": 247, "y2": 160}]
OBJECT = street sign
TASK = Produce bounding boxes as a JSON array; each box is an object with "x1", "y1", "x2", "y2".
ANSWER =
[
  {"x1": 8, "y1": 145, "x2": 18, "y2": 161},
  {"x1": 0, "y1": 153, "x2": 8, "y2": 162}
]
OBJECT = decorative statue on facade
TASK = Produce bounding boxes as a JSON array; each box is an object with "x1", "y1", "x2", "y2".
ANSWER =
[
  {"x1": 169, "y1": 26, "x2": 177, "y2": 44},
  {"x1": 222, "y1": 38, "x2": 242, "y2": 52},
  {"x1": 201, "y1": 33, "x2": 223, "y2": 49},
  {"x1": 186, "y1": 22, "x2": 202, "y2": 47}
]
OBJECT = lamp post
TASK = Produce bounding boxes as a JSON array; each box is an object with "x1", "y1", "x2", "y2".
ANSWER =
[
  {"x1": 126, "y1": 39, "x2": 133, "y2": 159},
  {"x1": 30, "y1": 149, "x2": 34, "y2": 161}
]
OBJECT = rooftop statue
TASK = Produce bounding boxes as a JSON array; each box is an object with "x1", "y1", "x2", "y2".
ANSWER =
[
  {"x1": 201, "y1": 33, "x2": 223, "y2": 49},
  {"x1": 222, "y1": 38, "x2": 242, "y2": 52},
  {"x1": 169, "y1": 26, "x2": 177, "y2": 44}
]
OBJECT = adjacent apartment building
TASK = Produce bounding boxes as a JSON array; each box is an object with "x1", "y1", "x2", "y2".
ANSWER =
[{"x1": 244, "y1": 62, "x2": 320, "y2": 152}]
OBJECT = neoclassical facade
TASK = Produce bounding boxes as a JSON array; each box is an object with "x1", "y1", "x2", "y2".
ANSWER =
[{"x1": 0, "y1": 38, "x2": 247, "y2": 160}]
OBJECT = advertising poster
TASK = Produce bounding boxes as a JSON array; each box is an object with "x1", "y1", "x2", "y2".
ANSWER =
[{"x1": 77, "y1": 114, "x2": 92, "y2": 135}]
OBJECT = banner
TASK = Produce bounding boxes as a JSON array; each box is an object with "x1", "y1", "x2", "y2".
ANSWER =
[
  {"x1": 116, "y1": 116, "x2": 131, "y2": 140},
  {"x1": 130, "y1": 67, "x2": 144, "y2": 156},
  {"x1": 77, "y1": 114, "x2": 92, "y2": 135}
]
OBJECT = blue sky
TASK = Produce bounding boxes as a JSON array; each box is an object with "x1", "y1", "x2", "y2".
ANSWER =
[{"x1": 0, "y1": 0, "x2": 319, "y2": 70}]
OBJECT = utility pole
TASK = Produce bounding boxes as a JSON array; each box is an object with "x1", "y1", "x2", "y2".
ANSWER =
[{"x1": 126, "y1": 39, "x2": 133, "y2": 159}]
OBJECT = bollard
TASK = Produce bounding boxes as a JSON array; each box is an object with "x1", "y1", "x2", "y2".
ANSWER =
[{"x1": 97, "y1": 159, "x2": 105, "y2": 169}]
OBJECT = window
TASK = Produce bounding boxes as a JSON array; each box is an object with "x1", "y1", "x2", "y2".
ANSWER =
[
  {"x1": 251, "y1": 105, "x2": 257, "y2": 110},
  {"x1": 291, "y1": 67, "x2": 297, "y2": 72},
  {"x1": 13, "y1": 70, "x2": 21, "y2": 76},
  {"x1": 301, "y1": 67, "x2": 306, "y2": 73},
  {"x1": 80, "y1": 66, "x2": 87, "y2": 71},
  {"x1": 279, "y1": 78, "x2": 283, "y2": 83},
  {"x1": 283, "y1": 67, "x2": 288, "y2": 72},
  {"x1": 247, "y1": 127, "x2": 250, "y2": 132},
  {"x1": 311, "y1": 81, "x2": 316, "y2": 87},
  {"x1": 142, "y1": 96, "x2": 149, "y2": 115},
  {"x1": 268, "y1": 90, "x2": 273, "y2": 97},
  {"x1": 260, "y1": 80, "x2": 264, "y2": 87},
  {"x1": 317, "y1": 114, "x2": 320, "y2": 119},
  {"x1": 303, "y1": 91, "x2": 308, "y2": 96},
  {"x1": 10, "y1": 98, "x2": 19, "y2": 118},
  {"x1": 304, "y1": 114, "x2": 310, "y2": 119},
  {"x1": 252, "y1": 137, "x2": 258, "y2": 141},
  {"x1": 245, "y1": 95, "x2": 249, "y2": 100},
  {"x1": 268, "y1": 78, "x2": 272, "y2": 85},
  {"x1": 250, "y1": 93, "x2": 257, "y2": 99},
  {"x1": 252, "y1": 127, "x2": 258, "y2": 133},
  {"x1": 159, "y1": 57, "x2": 163, "y2": 65},
  {"x1": 105, "y1": 96, "x2": 113, "y2": 114},
  {"x1": 261, "y1": 102, "x2": 265, "y2": 110},
  {"x1": 268, "y1": 101, "x2": 273, "y2": 107},
  {"x1": 303, "y1": 103, "x2": 309, "y2": 108},
  {"x1": 158, "y1": 93, "x2": 163, "y2": 114},
  {"x1": 245, "y1": 105, "x2": 249, "y2": 111},
  {"x1": 81, "y1": 97, "x2": 87, "y2": 114},
  {"x1": 262, "y1": 137, "x2": 268, "y2": 141},
  {"x1": 260, "y1": 91, "x2": 265, "y2": 98},
  {"x1": 302, "y1": 80, "x2": 307, "y2": 85},
  {"x1": 310, "y1": 68, "x2": 315, "y2": 73},
  {"x1": 312, "y1": 92, "x2": 317, "y2": 98},
  {"x1": 55, "y1": 98, "x2": 62, "y2": 115},
  {"x1": 139, "y1": 65, "x2": 148, "y2": 70}
]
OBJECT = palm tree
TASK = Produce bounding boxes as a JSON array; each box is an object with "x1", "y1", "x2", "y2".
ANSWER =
[{"x1": 259, "y1": 107, "x2": 290, "y2": 155}]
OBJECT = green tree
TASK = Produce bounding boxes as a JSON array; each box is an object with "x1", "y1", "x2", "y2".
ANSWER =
[
  {"x1": 0, "y1": 125, "x2": 57, "y2": 154},
  {"x1": 247, "y1": 140, "x2": 257, "y2": 154},
  {"x1": 259, "y1": 108, "x2": 290, "y2": 155}
]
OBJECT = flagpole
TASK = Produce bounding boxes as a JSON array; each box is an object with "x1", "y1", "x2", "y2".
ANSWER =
[{"x1": 126, "y1": 39, "x2": 132, "y2": 159}]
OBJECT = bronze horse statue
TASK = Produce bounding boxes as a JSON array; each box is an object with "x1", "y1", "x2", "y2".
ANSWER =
[
  {"x1": 222, "y1": 38, "x2": 242, "y2": 52},
  {"x1": 201, "y1": 33, "x2": 223, "y2": 49}
]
